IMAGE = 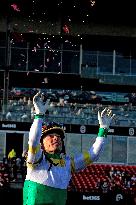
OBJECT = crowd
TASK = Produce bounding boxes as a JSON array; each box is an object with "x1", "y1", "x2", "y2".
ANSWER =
[
  {"x1": 96, "y1": 166, "x2": 136, "y2": 195},
  {"x1": 68, "y1": 164, "x2": 136, "y2": 204},
  {"x1": 0, "y1": 143, "x2": 136, "y2": 204},
  {"x1": 0, "y1": 92, "x2": 136, "y2": 126},
  {"x1": 1, "y1": 154, "x2": 136, "y2": 195},
  {"x1": 0, "y1": 150, "x2": 27, "y2": 191}
]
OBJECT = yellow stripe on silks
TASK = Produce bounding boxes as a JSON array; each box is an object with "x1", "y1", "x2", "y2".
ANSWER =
[
  {"x1": 27, "y1": 154, "x2": 43, "y2": 169},
  {"x1": 70, "y1": 157, "x2": 75, "y2": 173},
  {"x1": 27, "y1": 161, "x2": 40, "y2": 169},
  {"x1": 28, "y1": 144, "x2": 40, "y2": 154},
  {"x1": 83, "y1": 151, "x2": 93, "y2": 166},
  {"x1": 50, "y1": 158, "x2": 66, "y2": 167},
  {"x1": 27, "y1": 162, "x2": 36, "y2": 169}
]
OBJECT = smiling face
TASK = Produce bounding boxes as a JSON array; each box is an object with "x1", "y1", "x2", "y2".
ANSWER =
[{"x1": 41, "y1": 133, "x2": 62, "y2": 154}]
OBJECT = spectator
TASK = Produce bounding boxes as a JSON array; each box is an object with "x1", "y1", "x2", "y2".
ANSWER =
[
  {"x1": 10, "y1": 158, "x2": 18, "y2": 181},
  {"x1": 21, "y1": 112, "x2": 29, "y2": 122},
  {"x1": 5, "y1": 111, "x2": 12, "y2": 121},
  {"x1": 101, "y1": 179, "x2": 110, "y2": 194},
  {"x1": 21, "y1": 150, "x2": 27, "y2": 181},
  {"x1": 8, "y1": 148, "x2": 16, "y2": 163}
]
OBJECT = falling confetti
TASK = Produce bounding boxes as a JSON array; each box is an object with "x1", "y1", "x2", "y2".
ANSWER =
[
  {"x1": 90, "y1": 0, "x2": 95, "y2": 7},
  {"x1": 62, "y1": 25, "x2": 70, "y2": 34},
  {"x1": 32, "y1": 47, "x2": 37, "y2": 52},
  {"x1": 11, "y1": 4, "x2": 20, "y2": 12}
]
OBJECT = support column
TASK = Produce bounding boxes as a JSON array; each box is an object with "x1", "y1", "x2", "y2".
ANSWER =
[{"x1": 3, "y1": 8, "x2": 11, "y2": 115}]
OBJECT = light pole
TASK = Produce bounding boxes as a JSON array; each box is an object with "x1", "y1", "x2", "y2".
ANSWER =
[{"x1": 3, "y1": 1, "x2": 11, "y2": 115}]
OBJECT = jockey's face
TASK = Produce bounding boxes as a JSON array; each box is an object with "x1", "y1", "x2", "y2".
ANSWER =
[{"x1": 42, "y1": 133, "x2": 62, "y2": 154}]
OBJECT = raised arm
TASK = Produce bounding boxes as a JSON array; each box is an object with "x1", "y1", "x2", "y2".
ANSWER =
[
  {"x1": 27, "y1": 91, "x2": 49, "y2": 165},
  {"x1": 71, "y1": 108, "x2": 115, "y2": 172}
]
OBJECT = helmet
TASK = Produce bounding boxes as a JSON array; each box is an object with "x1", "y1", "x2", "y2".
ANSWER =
[{"x1": 41, "y1": 122, "x2": 65, "y2": 140}]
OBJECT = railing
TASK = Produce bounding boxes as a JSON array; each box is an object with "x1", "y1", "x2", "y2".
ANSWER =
[{"x1": 1, "y1": 44, "x2": 136, "y2": 76}]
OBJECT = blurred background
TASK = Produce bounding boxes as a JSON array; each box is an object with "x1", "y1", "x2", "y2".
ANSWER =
[{"x1": 0, "y1": 0, "x2": 136, "y2": 204}]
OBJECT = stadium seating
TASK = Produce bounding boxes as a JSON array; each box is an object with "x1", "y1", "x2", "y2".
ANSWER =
[{"x1": 68, "y1": 164, "x2": 136, "y2": 194}]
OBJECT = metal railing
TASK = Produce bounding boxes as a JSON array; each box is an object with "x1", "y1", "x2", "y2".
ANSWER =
[{"x1": 0, "y1": 44, "x2": 136, "y2": 76}]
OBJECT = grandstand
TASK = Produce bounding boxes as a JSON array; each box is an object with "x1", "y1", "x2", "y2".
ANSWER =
[{"x1": 0, "y1": 0, "x2": 136, "y2": 205}]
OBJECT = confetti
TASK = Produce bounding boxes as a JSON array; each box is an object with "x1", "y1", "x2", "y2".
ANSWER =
[
  {"x1": 90, "y1": 0, "x2": 95, "y2": 7},
  {"x1": 11, "y1": 4, "x2": 20, "y2": 12},
  {"x1": 62, "y1": 25, "x2": 70, "y2": 34},
  {"x1": 32, "y1": 47, "x2": 37, "y2": 52}
]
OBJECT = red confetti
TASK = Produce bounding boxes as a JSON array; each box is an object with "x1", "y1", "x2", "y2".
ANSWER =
[
  {"x1": 11, "y1": 4, "x2": 20, "y2": 12},
  {"x1": 62, "y1": 25, "x2": 70, "y2": 33}
]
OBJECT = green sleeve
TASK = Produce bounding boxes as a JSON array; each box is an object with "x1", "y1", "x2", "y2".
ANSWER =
[{"x1": 98, "y1": 127, "x2": 108, "y2": 137}]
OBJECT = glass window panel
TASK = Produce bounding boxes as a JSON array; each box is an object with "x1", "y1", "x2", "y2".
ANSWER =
[
  {"x1": 115, "y1": 55, "x2": 130, "y2": 74},
  {"x1": 82, "y1": 51, "x2": 97, "y2": 75},
  {"x1": 28, "y1": 48, "x2": 44, "y2": 71},
  {"x1": 98, "y1": 52, "x2": 113, "y2": 73},
  {"x1": 112, "y1": 136, "x2": 127, "y2": 163},
  {"x1": 82, "y1": 134, "x2": 96, "y2": 151},
  {"x1": 81, "y1": 134, "x2": 112, "y2": 163},
  {"x1": 127, "y1": 137, "x2": 136, "y2": 164},
  {"x1": 0, "y1": 47, "x2": 5, "y2": 68},
  {"x1": 131, "y1": 58, "x2": 136, "y2": 75},
  {"x1": 62, "y1": 51, "x2": 79, "y2": 74},
  {"x1": 11, "y1": 48, "x2": 27, "y2": 71},
  {"x1": 82, "y1": 51, "x2": 97, "y2": 67},
  {"x1": 97, "y1": 136, "x2": 112, "y2": 163},
  {"x1": 65, "y1": 133, "x2": 81, "y2": 156},
  {"x1": 44, "y1": 50, "x2": 61, "y2": 73}
]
